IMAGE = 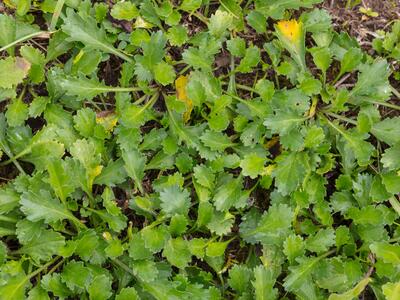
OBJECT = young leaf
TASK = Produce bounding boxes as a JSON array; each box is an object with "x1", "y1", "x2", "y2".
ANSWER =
[
  {"x1": 163, "y1": 237, "x2": 192, "y2": 269},
  {"x1": 159, "y1": 185, "x2": 191, "y2": 216},
  {"x1": 111, "y1": 2, "x2": 139, "y2": 21},
  {"x1": 20, "y1": 189, "x2": 81, "y2": 226},
  {"x1": 47, "y1": 159, "x2": 76, "y2": 204},
  {"x1": 62, "y1": 9, "x2": 133, "y2": 62},
  {"x1": 252, "y1": 265, "x2": 278, "y2": 300},
  {"x1": 121, "y1": 147, "x2": 145, "y2": 194},
  {"x1": 328, "y1": 278, "x2": 371, "y2": 300}
]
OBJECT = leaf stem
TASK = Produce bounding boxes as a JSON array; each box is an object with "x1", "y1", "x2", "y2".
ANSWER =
[
  {"x1": 112, "y1": 258, "x2": 139, "y2": 279},
  {"x1": 0, "y1": 215, "x2": 18, "y2": 223},
  {"x1": 235, "y1": 84, "x2": 258, "y2": 94},
  {"x1": 368, "y1": 99, "x2": 400, "y2": 111},
  {"x1": 391, "y1": 86, "x2": 400, "y2": 99},
  {"x1": 49, "y1": 0, "x2": 65, "y2": 30},
  {"x1": 0, "y1": 147, "x2": 32, "y2": 166},
  {"x1": 323, "y1": 112, "x2": 357, "y2": 125},
  {"x1": 389, "y1": 197, "x2": 400, "y2": 217},
  {"x1": 0, "y1": 31, "x2": 51, "y2": 53}
]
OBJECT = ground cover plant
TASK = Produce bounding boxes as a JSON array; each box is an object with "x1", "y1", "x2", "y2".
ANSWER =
[{"x1": 0, "y1": 0, "x2": 400, "y2": 299}]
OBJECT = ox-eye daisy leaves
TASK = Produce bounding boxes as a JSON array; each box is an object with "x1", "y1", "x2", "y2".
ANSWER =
[{"x1": 0, "y1": 0, "x2": 400, "y2": 299}]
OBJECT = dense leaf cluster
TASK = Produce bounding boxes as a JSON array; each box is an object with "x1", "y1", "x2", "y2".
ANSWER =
[{"x1": 0, "y1": 0, "x2": 400, "y2": 299}]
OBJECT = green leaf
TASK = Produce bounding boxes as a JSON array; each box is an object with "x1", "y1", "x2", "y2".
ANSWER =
[
  {"x1": 5, "y1": 98, "x2": 28, "y2": 127},
  {"x1": 310, "y1": 47, "x2": 332, "y2": 74},
  {"x1": 306, "y1": 228, "x2": 335, "y2": 254},
  {"x1": 159, "y1": 185, "x2": 191, "y2": 216},
  {"x1": 179, "y1": 0, "x2": 202, "y2": 12},
  {"x1": 284, "y1": 234, "x2": 305, "y2": 264},
  {"x1": 273, "y1": 152, "x2": 308, "y2": 196},
  {"x1": 237, "y1": 45, "x2": 261, "y2": 73},
  {"x1": 131, "y1": 260, "x2": 158, "y2": 282},
  {"x1": 264, "y1": 110, "x2": 306, "y2": 137},
  {"x1": 339, "y1": 47, "x2": 363, "y2": 76},
  {"x1": 27, "y1": 286, "x2": 50, "y2": 300},
  {"x1": 0, "y1": 241, "x2": 6, "y2": 266},
  {"x1": 255, "y1": 79, "x2": 275, "y2": 101},
  {"x1": 301, "y1": 8, "x2": 332, "y2": 33},
  {"x1": 0, "y1": 262, "x2": 29, "y2": 300},
  {"x1": 167, "y1": 25, "x2": 188, "y2": 46},
  {"x1": 168, "y1": 214, "x2": 187, "y2": 236},
  {"x1": 200, "y1": 130, "x2": 234, "y2": 152},
  {"x1": 73, "y1": 108, "x2": 96, "y2": 138},
  {"x1": 120, "y1": 147, "x2": 145, "y2": 194},
  {"x1": 90, "y1": 209, "x2": 127, "y2": 233},
  {"x1": 370, "y1": 242, "x2": 400, "y2": 264},
  {"x1": 213, "y1": 176, "x2": 247, "y2": 211},
  {"x1": 70, "y1": 139, "x2": 102, "y2": 193},
  {"x1": 88, "y1": 275, "x2": 112, "y2": 300},
  {"x1": 207, "y1": 210, "x2": 234, "y2": 235},
  {"x1": 0, "y1": 57, "x2": 30, "y2": 89},
  {"x1": 328, "y1": 278, "x2": 371, "y2": 300},
  {"x1": 350, "y1": 59, "x2": 391, "y2": 104},
  {"x1": 115, "y1": 287, "x2": 139, "y2": 300},
  {"x1": 0, "y1": 185, "x2": 20, "y2": 214},
  {"x1": 62, "y1": 9, "x2": 132, "y2": 62},
  {"x1": 128, "y1": 232, "x2": 153, "y2": 260},
  {"x1": 41, "y1": 273, "x2": 71, "y2": 299},
  {"x1": 299, "y1": 74, "x2": 322, "y2": 96},
  {"x1": 382, "y1": 281, "x2": 400, "y2": 300},
  {"x1": 46, "y1": 31, "x2": 74, "y2": 62},
  {"x1": 29, "y1": 96, "x2": 50, "y2": 118},
  {"x1": 141, "y1": 225, "x2": 170, "y2": 252},
  {"x1": 252, "y1": 204, "x2": 294, "y2": 245},
  {"x1": 228, "y1": 264, "x2": 252, "y2": 293},
  {"x1": 240, "y1": 153, "x2": 267, "y2": 179},
  {"x1": 193, "y1": 164, "x2": 215, "y2": 189},
  {"x1": 20, "y1": 189, "x2": 80, "y2": 226},
  {"x1": 111, "y1": 2, "x2": 139, "y2": 21},
  {"x1": 154, "y1": 61, "x2": 175, "y2": 86},
  {"x1": 227, "y1": 37, "x2": 246, "y2": 57},
  {"x1": 328, "y1": 120, "x2": 374, "y2": 166},
  {"x1": 252, "y1": 265, "x2": 278, "y2": 300},
  {"x1": 246, "y1": 11, "x2": 266, "y2": 33},
  {"x1": 61, "y1": 261, "x2": 92, "y2": 290},
  {"x1": 0, "y1": 14, "x2": 16, "y2": 56},
  {"x1": 283, "y1": 256, "x2": 324, "y2": 294},
  {"x1": 372, "y1": 117, "x2": 400, "y2": 146},
  {"x1": 381, "y1": 143, "x2": 400, "y2": 171},
  {"x1": 47, "y1": 159, "x2": 75, "y2": 203},
  {"x1": 163, "y1": 237, "x2": 192, "y2": 269},
  {"x1": 58, "y1": 75, "x2": 114, "y2": 101},
  {"x1": 20, "y1": 45, "x2": 45, "y2": 83},
  {"x1": 382, "y1": 172, "x2": 400, "y2": 194},
  {"x1": 206, "y1": 240, "x2": 230, "y2": 257},
  {"x1": 208, "y1": 10, "x2": 234, "y2": 37},
  {"x1": 20, "y1": 229, "x2": 65, "y2": 262},
  {"x1": 255, "y1": 0, "x2": 323, "y2": 19}
]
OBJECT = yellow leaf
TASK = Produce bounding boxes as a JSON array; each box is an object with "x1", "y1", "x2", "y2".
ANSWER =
[
  {"x1": 308, "y1": 97, "x2": 318, "y2": 118},
  {"x1": 102, "y1": 232, "x2": 112, "y2": 241},
  {"x1": 175, "y1": 75, "x2": 193, "y2": 123},
  {"x1": 73, "y1": 50, "x2": 85, "y2": 64},
  {"x1": 88, "y1": 165, "x2": 103, "y2": 191},
  {"x1": 96, "y1": 111, "x2": 118, "y2": 133},
  {"x1": 264, "y1": 136, "x2": 279, "y2": 149},
  {"x1": 3, "y1": 0, "x2": 16, "y2": 8},
  {"x1": 276, "y1": 19, "x2": 302, "y2": 45},
  {"x1": 262, "y1": 164, "x2": 276, "y2": 176},
  {"x1": 134, "y1": 16, "x2": 153, "y2": 29},
  {"x1": 15, "y1": 57, "x2": 31, "y2": 76}
]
